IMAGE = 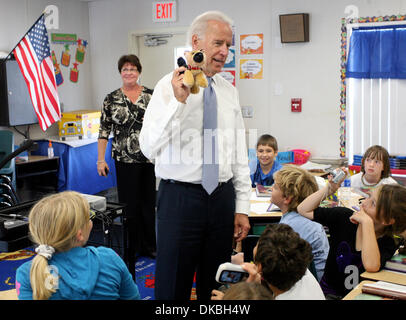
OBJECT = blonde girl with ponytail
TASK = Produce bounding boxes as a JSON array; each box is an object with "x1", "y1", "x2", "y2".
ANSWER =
[{"x1": 16, "y1": 191, "x2": 140, "y2": 300}]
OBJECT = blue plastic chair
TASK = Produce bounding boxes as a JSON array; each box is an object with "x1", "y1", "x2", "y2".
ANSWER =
[{"x1": 0, "y1": 130, "x2": 16, "y2": 191}]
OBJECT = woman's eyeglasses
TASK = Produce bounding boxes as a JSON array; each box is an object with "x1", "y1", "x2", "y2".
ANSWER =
[{"x1": 121, "y1": 68, "x2": 138, "y2": 73}]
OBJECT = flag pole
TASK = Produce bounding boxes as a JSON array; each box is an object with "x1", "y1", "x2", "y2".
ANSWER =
[{"x1": 0, "y1": 13, "x2": 45, "y2": 66}]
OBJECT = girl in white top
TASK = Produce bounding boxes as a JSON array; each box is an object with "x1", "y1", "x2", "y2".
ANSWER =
[{"x1": 351, "y1": 145, "x2": 398, "y2": 194}]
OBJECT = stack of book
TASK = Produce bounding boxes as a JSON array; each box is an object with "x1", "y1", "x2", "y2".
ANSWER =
[
  {"x1": 255, "y1": 184, "x2": 272, "y2": 197},
  {"x1": 384, "y1": 252, "x2": 406, "y2": 273},
  {"x1": 389, "y1": 156, "x2": 406, "y2": 170},
  {"x1": 354, "y1": 154, "x2": 406, "y2": 170},
  {"x1": 362, "y1": 281, "x2": 406, "y2": 300}
]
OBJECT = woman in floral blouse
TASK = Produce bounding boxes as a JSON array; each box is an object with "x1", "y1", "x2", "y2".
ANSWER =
[{"x1": 97, "y1": 54, "x2": 156, "y2": 260}]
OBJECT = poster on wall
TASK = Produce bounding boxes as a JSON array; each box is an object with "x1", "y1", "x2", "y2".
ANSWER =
[
  {"x1": 219, "y1": 70, "x2": 236, "y2": 86},
  {"x1": 51, "y1": 33, "x2": 77, "y2": 44},
  {"x1": 50, "y1": 33, "x2": 88, "y2": 85},
  {"x1": 239, "y1": 58, "x2": 263, "y2": 79},
  {"x1": 224, "y1": 48, "x2": 235, "y2": 68},
  {"x1": 240, "y1": 34, "x2": 264, "y2": 55}
]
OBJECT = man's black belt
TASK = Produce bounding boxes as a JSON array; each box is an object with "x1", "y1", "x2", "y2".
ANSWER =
[{"x1": 164, "y1": 179, "x2": 231, "y2": 190}]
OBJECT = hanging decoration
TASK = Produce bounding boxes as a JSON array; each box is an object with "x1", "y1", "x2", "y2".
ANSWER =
[
  {"x1": 61, "y1": 44, "x2": 71, "y2": 67},
  {"x1": 51, "y1": 50, "x2": 63, "y2": 86},
  {"x1": 50, "y1": 33, "x2": 88, "y2": 85},
  {"x1": 70, "y1": 62, "x2": 79, "y2": 83}
]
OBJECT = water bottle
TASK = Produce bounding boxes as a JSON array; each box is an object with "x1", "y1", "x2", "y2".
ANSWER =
[
  {"x1": 47, "y1": 140, "x2": 54, "y2": 158},
  {"x1": 339, "y1": 175, "x2": 351, "y2": 206}
]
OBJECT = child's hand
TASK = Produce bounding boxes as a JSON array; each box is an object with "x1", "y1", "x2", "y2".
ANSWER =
[
  {"x1": 241, "y1": 262, "x2": 261, "y2": 283},
  {"x1": 349, "y1": 207, "x2": 373, "y2": 225},
  {"x1": 327, "y1": 167, "x2": 349, "y2": 195},
  {"x1": 211, "y1": 289, "x2": 225, "y2": 300}
]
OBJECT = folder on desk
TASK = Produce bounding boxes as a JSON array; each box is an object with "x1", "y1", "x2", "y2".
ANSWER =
[{"x1": 267, "y1": 203, "x2": 281, "y2": 212}]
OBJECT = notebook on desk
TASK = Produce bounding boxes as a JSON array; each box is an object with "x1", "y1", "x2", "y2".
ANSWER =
[
  {"x1": 267, "y1": 203, "x2": 281, "y2": 212},
  {"x1": 384, "y1": 253, "x2": 406, "y2": 273},
  {"x1": 255, "y1": 184, "x2": 272, "y2": 197},
  {"x1": 362, "y1": 281, "x2": 406, "y2": 300}
]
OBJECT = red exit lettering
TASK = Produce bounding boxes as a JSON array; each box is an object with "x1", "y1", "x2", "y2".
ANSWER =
[{"x1": 156, "y1": 2, "x2": 173, "y2": 19}]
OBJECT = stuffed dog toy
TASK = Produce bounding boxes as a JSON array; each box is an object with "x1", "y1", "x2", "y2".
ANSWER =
[{"x1": 180, "y1": 50, "x2": 208, "y2": 94}]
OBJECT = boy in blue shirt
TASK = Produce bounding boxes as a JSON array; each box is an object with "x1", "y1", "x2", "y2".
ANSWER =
[
  {"x1": 271, "y1": 165, "x2": 329, "y2": 281},
  {"x1": 249, "y1": 134, "x2": 282, "y2": 187}
]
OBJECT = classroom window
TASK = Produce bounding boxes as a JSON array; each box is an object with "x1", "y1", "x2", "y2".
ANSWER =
[{"x1": 343, "y1": 19, "x2": 406, "y2": 163}]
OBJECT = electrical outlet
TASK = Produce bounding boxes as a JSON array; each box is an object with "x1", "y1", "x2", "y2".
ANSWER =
[{"x1": 241, "y1": 106, "x2": 253, "y2": 118}]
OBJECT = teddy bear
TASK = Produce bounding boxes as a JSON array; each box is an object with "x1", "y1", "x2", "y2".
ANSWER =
[{"x1": 181, "y1": 49, "x2": 208, "y2": 94}]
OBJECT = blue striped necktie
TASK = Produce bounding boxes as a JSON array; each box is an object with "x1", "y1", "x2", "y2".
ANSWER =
[{"x1": 202, "y1": 77, "x2": 219, "y2": 194}]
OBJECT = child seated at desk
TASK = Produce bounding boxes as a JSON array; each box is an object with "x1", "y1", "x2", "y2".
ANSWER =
[
  {"x1": 351, "y1": 145, "x2": 398, "y2": 194},
  {"x1": 272, "y1": 165, "x2": 329, "y2": 281},
  {"x1": 16, "y1": 191, "x2": 140, "y2": 300},
  {"x1": 297, "y1": 173, "x2": 406, "y2": 299},
  {"x1": 249, "y1": 134, "x2": 282, "y2": 188}
]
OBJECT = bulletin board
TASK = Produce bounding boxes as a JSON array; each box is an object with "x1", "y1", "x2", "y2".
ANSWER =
[{"x1": 50, "y1": 33, "x2": 89, "y2": 86}]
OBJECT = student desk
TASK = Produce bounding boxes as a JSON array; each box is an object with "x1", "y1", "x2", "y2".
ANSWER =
[
  {"x1": 361, "y1": 270, "x2": 406, "y2": 286},
  {"x1": 342, "y1": 280, "x2": 376, "y2": 300},
  {"x1": 31, "y1": 138, "x2": 117, "y2": 195},
  {"x1": 0, "y1": 289, "x2": 17, "y2": 300},
  {"x1": 249, "y1": 190, "x2": 281, "y2": 235}
]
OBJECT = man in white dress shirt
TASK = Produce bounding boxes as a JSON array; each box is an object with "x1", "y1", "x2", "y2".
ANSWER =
[{"x1": 139, "y1": 10, "x2": 251, "y2": 300}]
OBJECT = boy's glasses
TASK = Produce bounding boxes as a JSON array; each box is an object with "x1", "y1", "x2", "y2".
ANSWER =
[{"x1": 89, "y1": 210, "x2": 96, "y2": 221}]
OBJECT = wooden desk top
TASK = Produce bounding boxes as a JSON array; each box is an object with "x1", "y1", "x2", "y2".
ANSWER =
[
  {"x1": 361, "y1": 269, "x2": 406, "y2": 286},
  {"x1": 249, "y1": 190, "x2": 282, "y2": 218},
  {"x1": 0, "y1": 289, "x2": 17, "y2": 300},
  {"x1": 249, "y1": 211, "x2": 282, "y2": 218},
  {"x1": 342, "y1": 280, "x2": 376, "y2": 300},
  {"x1": 16, "y1": 155, "x2": 59, "y2": 164},
  {"x1": 248, "y1": 186, "x2": 363, "y2": 219}
]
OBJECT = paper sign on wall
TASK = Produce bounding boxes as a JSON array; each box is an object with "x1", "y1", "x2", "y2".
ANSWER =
[
  {"x1": 224, "y1": 48, "x2": 235, "y2": 68},
  {"x1": 240, "y1": 34, "x2": 264, "y2": 55},
  {"x1": 219, "y1": 70, "x2": 236, "y2": 86},
  {"x1": 240, "y1": 59, "x2": 263, "y2": 79}
]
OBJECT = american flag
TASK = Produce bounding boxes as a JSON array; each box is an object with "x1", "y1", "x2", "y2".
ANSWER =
[{"x1": 13, "y1": 15, "x2": 61, "y2": 131}]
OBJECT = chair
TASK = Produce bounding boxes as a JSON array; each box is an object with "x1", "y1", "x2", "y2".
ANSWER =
[{"x1": 0, "y1": 130, "x2": 15, "y2": 190}]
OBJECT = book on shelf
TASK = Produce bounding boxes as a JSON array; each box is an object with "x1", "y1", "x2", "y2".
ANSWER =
[
  {"x1": 361, "y1": 281, "x2": 406, "y2": 300},
  {"x1": 255, "y1": 184, "x2": 272, "y2": 197},
  {"x1": 384, "y1": 253, "x2": 406, "y2": 273}
]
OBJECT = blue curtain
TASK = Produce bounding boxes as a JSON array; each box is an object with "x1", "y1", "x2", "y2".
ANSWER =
[{"x1": 346, "y1": 25, "x2": 406, "y2": 79}]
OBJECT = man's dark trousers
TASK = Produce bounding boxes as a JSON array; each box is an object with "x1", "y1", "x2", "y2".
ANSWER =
[{"x1": 154, "y1": 179, "x2": 235, "y2": 300}]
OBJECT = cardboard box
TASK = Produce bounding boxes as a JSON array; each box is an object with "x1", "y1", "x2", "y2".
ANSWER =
[{"x1": 58, "y1": 109, "x2": 101, "y2": 140}]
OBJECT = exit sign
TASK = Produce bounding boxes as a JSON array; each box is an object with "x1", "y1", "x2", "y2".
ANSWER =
[{"x1": 153, "y1": 1, "x2": 177, "y2": 22}]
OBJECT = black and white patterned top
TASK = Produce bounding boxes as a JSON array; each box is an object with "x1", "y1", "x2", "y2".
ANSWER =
[{"x1": 98, "y1": 87, "x2": 153, "y2": 163}]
